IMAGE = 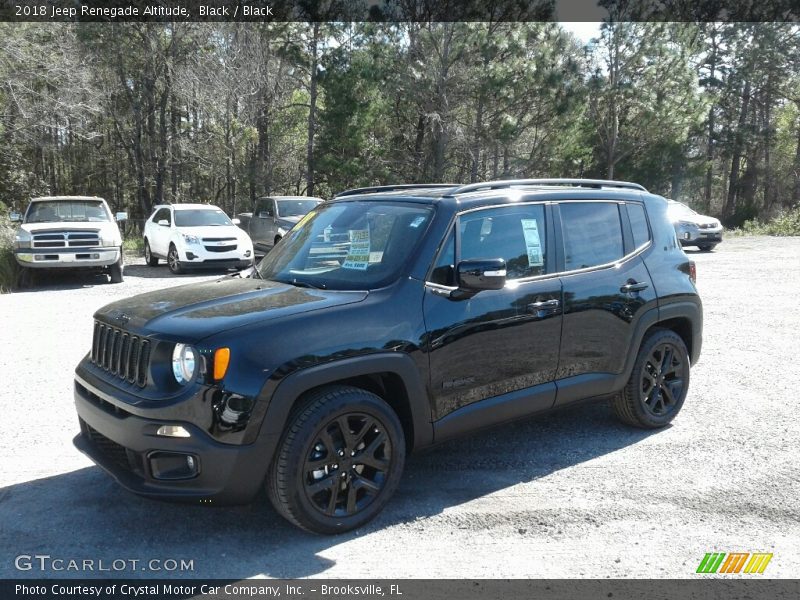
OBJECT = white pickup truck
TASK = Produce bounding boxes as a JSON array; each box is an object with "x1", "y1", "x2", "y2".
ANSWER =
[{"x1": 12, "y1": 196, "x2": 127, "y2": 283}]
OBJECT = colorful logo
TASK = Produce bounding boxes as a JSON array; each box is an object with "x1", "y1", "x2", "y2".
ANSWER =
[{"x1": 696, "y1": 552, "x2": 773, "y2": 574}]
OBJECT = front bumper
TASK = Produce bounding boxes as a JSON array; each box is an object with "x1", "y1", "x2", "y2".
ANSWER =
[
  {"x1": 675, "y1": 226, "x2": 723, "y2": 246},
  {"x1": 15, "y1": 247, "x2": 119, "y2": 269},
  {"x1": 179, "y1": 258, "x2": 253, "y2": 270},
  {"x1": 73, "y1": 372, "x2": 275, "y2": 505}
]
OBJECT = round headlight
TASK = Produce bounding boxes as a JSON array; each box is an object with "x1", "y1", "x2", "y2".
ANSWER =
[{"x1": 172, "y1": 343, "x2": 197, "y2": 384}]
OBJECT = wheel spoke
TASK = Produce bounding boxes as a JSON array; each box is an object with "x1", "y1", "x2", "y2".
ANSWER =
[
  {"x1": 660, "y1": 383, "x2": 676, "y2": 407},
  {"x1": 326, "y1": 480, "x2": 341, "y2": 515},
  {"x1": 346, "y1": 482, "x2": 358, "y2": 514},
  {"x1": 319, "y1": 428, "x2": 338, "y2": 455},
  {"x1": 353, "y1": 418, "x2": 375, "y2": 447},
  {"x1": 660, "y1": 347, "x2": 673, "y2": 374},
  {"x1": 337, "y1": 416, "x2": 357, "y2": 449},
  {"x1": 354, "y1": 475, "x2": 381, "y2": 494},
  {"x1": 357, "y1": 453, "x2": 389, "y2": 471},
  {"x1": 307, "y1": 475, "x2": 336, "y2": 498}
]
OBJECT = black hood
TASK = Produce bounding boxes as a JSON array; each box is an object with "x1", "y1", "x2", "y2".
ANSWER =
[{"x1": 95, "y1": 277, "x2": 367, "y2": 341}]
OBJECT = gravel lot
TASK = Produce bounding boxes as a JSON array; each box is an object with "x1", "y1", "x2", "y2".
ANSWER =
[{"x1": 1, "y1": 237, "x2": 799, "y2": 579}]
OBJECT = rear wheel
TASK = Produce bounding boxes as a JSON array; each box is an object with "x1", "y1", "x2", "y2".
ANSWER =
[
  {"x1": 144, "y1": 239, "x2": 158, "y2": 266},
  {"x1": 267, "y1": 385, "x2": 405, "y2": 534},
  {"x1": 167, "y1": 244, "x2": 183, "y2": 274},
  {"x1": 108, "y1": 251, "x2": 124, "y2": 283},
  {"x1": 612, "y1": 329, "x2": 690, "y2": 428}
]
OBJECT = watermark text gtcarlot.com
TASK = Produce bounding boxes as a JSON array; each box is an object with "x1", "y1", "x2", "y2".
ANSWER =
[{"x1": 14, "y1": 555, "x2": 194, "y2": 573}]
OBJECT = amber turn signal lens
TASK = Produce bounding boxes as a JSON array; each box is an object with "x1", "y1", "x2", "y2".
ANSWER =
[{"x1": 213, "y1": 347, "x2": 231, "y2": 380}]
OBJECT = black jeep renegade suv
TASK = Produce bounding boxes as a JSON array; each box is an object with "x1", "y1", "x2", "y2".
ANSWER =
[{"x1": 73, "y1": 179, "x2": 702, "y2": 533}]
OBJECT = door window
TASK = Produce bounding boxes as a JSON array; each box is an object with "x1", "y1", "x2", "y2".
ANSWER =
[
  {"x1": 153, "y1": 208, "x2": 171, "y2": 225},
  {"x1": 560, "y1": 202, "x2": 624, "y2": 270},
  {"x1": 459, "y1": 205, "x2": 547, "y2": 280},
  {"x1": 256, "y1": 198, "x2": 275, "y2": 218}
]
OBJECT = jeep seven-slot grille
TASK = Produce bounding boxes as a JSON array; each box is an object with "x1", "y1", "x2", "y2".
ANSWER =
[{"x1": 91, "y1": 321, "x2": 150, "y2": 387}]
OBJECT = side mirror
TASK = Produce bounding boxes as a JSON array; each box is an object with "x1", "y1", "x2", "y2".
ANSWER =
[
  {"x1": 115, "y1": 211, "x2": 128, "y2": 222},
  {"x1": 157, "y1": 219, "x2": 169, "y2": 227},
  {"x1": 457, "y1": 258, "x2": 507, "y2": 292},
  {"x1": 231, "y1": 218, "x2": 241, "y2": 226},
  {"x1": 9, "y1": 212, "x2": 22, "y2": 223}
]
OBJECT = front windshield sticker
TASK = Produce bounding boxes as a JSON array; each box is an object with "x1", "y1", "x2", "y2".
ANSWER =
[
  {"x1": 342, "y1": 228, "x2": 371, "y2": 270},
  {"x1": 409, "y1": 215, "x2": 426, "y2": 228},
  {"x1": 521, "y1": 219, "x2": 544, "y2": 267}
]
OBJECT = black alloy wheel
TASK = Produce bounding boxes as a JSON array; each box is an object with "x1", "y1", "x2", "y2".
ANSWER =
[
  {"x1": 303, "y1": 413, "x2": 391, "y2": 518},
  {"x1": 612, "y1": 328, "x2": 690, "y2": 428},
  {"x1": 639, "y1": 342, "x2": 686, "y2": 417},
  {"x1": 267, "y1": 385, "x2": 405, "y2": 534}
]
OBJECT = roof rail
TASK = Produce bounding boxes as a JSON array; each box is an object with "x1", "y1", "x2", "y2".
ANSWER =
[
  {"x1": 334, "y1": 183, "x2": 459, "y2": 198},
  {"x1": 449, "y1": 178, "x2": 647, "y2": 195}
]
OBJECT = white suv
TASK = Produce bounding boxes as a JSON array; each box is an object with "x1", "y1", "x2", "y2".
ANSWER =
[{"x1": 143, "y1": 204, "x2": 254, "y2": 274}]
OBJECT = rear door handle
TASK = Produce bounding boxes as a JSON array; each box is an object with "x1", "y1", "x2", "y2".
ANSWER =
[{"x1": 620, "y1": 281, "x2": 649, "y2": 293}]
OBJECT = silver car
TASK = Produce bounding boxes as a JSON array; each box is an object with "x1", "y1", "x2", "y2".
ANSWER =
[{"x1": 667, "y1": 200, "x2": 723, "y2": 252}]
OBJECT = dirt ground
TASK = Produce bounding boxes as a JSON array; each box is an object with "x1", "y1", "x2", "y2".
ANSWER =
[{"x1": 0, "y1": 236, "x2": 798, "y2": 579}]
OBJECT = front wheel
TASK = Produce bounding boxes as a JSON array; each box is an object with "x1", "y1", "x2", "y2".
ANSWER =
[
  {"x1": 144, "y1": 239, "x2": 158, "y2": 266},
  {"x1": 267, "y1": 386, "x2": 406, "y2": 534},
  {"x1": 697, "y1": 243, "x2": 717, "y2": 252},
  {"x1": 108, "y1": 251, "x2": 124, "y2": 283},
  {"x1": 612, "y1": 329, "x2": 690, "y2": 429},
  {"x1": 167, "y1": 244, "x2": 183, "y2": 274}
]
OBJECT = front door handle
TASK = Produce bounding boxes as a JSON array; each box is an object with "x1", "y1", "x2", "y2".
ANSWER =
[
  {"x1": 620, "y1": 280, "x2": 649, "y2": 293},
  {"x1": 527, "y1": 298, "x2": 560, "y2": 313}
]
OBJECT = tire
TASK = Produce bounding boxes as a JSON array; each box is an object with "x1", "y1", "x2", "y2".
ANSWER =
[
  {"x1": 144, "y1": 239, "x2": 158, "y2": 266},
  {"x1": 274, "y1": 235, "x2": 282, "y2": 247},
  {"x1": 167, "y1": 244, "x2": 183, "y2": 274},
  {"x1": 697, "y1": 243, "x2": 717, "y2": 252},
  {"x1": 612, "y1": 328, "x2": 690, "y2": 429},
  {"x1": 267, "y1": 385, "x2": 406, "y2": 534},
  {"x1": 109, "y1": 251, "x2": 124, "y2": 283},
  {"x1": 16, "y1": 267, "x2": 34, "y2": 290}
]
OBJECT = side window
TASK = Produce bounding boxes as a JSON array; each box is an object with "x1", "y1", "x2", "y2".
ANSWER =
[
  {"x1": 627, "y1": 203, "x2": 650, "y2": 249},
  {"x1": 560, "y1": 202, "x2": 624, "y2": 270},
  {"x1": 256, "y1": 198, "x2": 274, "y2": 218},
  {"x1": 429, "y1": 228, "x2": 456, "y2": 286},
  {"x1": 153, "y1": 208, "x2": 170, "y2": 224},
  {"x1": 459, "y1": 205, "x2": 547, "y2": 279}
]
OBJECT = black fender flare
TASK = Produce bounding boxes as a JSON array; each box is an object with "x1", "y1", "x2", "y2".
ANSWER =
[
  {"x1": 613, "y1": 300, "x2": 702, "y2": 390},
  {"x1": 254, "y1": 353, "x2": 433, "y2": 452}
]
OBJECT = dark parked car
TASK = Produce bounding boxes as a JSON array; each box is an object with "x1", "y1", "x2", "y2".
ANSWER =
[
  {"x1": 236, "y1": 196, "x2": 323, "y2": 254},
  {"x1": 73, "y1": 179, "x2": 702, "y2": 534}
]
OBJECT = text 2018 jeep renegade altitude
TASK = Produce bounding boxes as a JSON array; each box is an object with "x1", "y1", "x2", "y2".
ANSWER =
[{"x1": 73, "y1": 179, "x2": 702, "y2": 533}]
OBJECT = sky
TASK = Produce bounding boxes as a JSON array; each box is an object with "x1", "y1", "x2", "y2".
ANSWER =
[{"x1": 559, "y1": 21, "x2": 603, "y2": 44}]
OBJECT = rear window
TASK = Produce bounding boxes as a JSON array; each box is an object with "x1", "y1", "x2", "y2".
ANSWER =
[
  {"x1": 25, "y1": 200, "x2": 108, "y2": 224},
  {"x1": 560, "y1": 202, "x2": 624, "y2": 270}
]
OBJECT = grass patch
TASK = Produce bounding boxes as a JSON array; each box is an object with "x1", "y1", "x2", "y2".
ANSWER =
[
  {"x1": 123, "y1": 236, "x2": 144, "y2": 258},
  {"x1": 730, "y1": 207, "x2": 800, "y2": 237},
  {"x1": 0, "y1": 218, "x2": 20, "y2": 293}
]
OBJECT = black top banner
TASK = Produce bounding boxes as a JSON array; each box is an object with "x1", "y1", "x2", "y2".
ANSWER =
[{"x1": 0, "y1": 0, "x2": 799, "y2": 22}]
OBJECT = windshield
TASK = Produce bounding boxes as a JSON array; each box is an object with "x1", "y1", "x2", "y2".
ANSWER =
[
  {"x1": 257, "y1": 201, "x2": 435, "y2": 290},
  {"x1": 25, "y1": 200, "x2": 109, "y2": 224},
  {"x1": 668, "y1": 202, "x2": 697, "y2": 218},
  {"x1": 277, "y1": 199, "x2": 321, "y2": 218},
  {"x1": 174, "y1": 208, "x2": 233, "y2": 227}
]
